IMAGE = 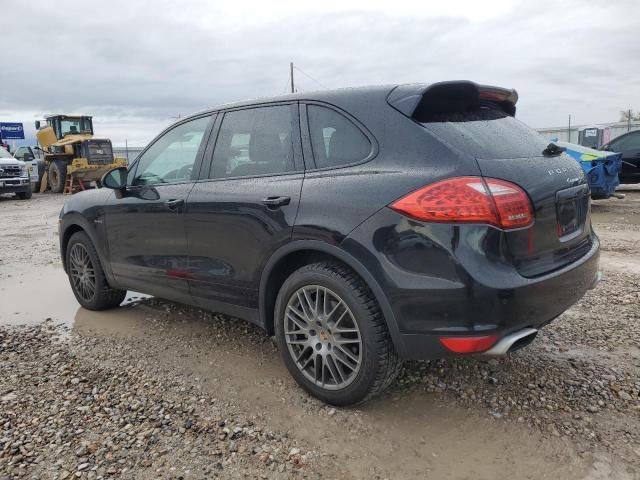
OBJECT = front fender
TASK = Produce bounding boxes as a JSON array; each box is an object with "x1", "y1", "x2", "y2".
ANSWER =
[{"x1": 59, "y1": 210, "x2": 117, "y2": 287}]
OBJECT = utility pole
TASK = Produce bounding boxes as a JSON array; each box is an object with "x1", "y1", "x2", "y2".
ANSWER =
[
  {"x1": 568, "y1": 114, "x2": 571, "y2": 143},
  {"x1": 290, "y1": 62, "x2": 295, "y2": 94},
  {"x1": 628, "y1": 109, "x2": 632, "y2": 132}
]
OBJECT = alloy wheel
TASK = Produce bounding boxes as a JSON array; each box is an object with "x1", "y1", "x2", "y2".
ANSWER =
[
  {"x1": 69, "y1": 243, "x2": 96, "y2": 303},
  {"x1": 284, "y1": 285, "x2": 362, "y2": 390}
]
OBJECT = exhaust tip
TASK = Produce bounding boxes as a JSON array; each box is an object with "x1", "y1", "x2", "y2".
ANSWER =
[{"x1": 481, "y1": 328, "x2": 538, "y2": 357}]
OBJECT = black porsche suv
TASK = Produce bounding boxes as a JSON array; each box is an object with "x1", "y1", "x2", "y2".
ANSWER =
[{"x1": 59, "y1": 81, "x2": 600, "y2": 405}]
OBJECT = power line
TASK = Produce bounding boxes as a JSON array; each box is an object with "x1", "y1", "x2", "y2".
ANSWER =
[{"x1": 293, "y1": 65, "x2": 328, "y2": 90}]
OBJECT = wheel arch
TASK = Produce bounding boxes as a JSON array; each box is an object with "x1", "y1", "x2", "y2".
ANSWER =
[
  {"x1": 259, "y1": 241, "x2": 402, "y2": 348},
  {"x1": 59, "y1": 215, "x2": 114, "y2": 283}
]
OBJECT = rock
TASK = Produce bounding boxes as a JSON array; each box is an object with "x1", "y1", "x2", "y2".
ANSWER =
[
  {"x1": 618, "y1": 391, "x2": 632, "y2": 401},
  {"x1": 0, "y1": 393, "x2": 17, "y2": 402}
]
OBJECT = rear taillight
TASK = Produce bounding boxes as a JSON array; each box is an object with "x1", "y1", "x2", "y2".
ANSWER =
[{"x1": 390, "y1": 176, "x2": 533, "y2": 230}]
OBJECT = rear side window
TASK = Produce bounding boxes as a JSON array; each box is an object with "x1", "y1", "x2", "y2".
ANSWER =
[
  {"x1": 420, "y1": 106, "x2": 550, "y2": 160},
  {"x1": 210, "y1": 105, "x2": 295, "y2": 179},
  {"x1": 307, "y1": 105, "x2": 371, "y2": 168}
]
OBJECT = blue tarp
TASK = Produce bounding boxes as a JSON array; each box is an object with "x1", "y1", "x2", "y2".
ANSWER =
[{"x1": 555, "y1": 142, "x2": 622, "y2": 199}]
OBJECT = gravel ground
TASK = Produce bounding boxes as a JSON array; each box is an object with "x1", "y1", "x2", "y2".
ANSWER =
[
  {"x1": 0, "y1": 191, "x2": 639, "y2": 479},
  {"x1": 0, "y1": 322, "x2": 326, "y2": 480}
]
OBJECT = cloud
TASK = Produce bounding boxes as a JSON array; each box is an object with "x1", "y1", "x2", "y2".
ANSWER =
[{"x1": 0, "y1": 0, "x2": 638, "y2": 145}]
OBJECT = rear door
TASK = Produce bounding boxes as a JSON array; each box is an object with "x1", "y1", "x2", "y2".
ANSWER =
[
  {"x1": 185, "y1": 103, "x2": 304, "y2": 318},
  {"x1": 420, "y1": 106, "x2": 592, "y2": 277}
]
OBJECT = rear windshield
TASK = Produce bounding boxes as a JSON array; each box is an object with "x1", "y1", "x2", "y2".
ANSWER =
[{"x1": 420, "y1": 106, "x2": 550, "y2": 160}]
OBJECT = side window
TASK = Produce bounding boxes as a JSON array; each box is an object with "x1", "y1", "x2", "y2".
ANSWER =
[
  {"x1": 132, "y1": 116, "x2": 210, "y2": 186},
  {"x1": 614, "y1": 132, "x2": 640, "y2": 151},
  {"x1": 307, "y1": 105, "x2": 371, "y2": 169},
  {"x1": 210, "y1": 105, "x2": 295, "y2": 179}
]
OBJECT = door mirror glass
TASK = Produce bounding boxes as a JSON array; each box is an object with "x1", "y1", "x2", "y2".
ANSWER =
[
  {"x1": 35, "y1": 120, "x2": 41, "y2": 130},
  {"x1": 102, "y1": 167, "x2": 128, "y2": 190}
]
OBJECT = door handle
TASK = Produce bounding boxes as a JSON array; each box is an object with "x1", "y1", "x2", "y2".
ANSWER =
[
  {"x1": 261, "y1": 196, "x2": 291, "y2": 209},
  {"x1": 165, "y1": 198, "x2": 185, "y2": 210}
]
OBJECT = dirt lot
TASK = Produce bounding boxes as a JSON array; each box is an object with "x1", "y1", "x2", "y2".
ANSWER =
[{"x1": 1, "y1": 190, "x2": 639, "y2": 479}]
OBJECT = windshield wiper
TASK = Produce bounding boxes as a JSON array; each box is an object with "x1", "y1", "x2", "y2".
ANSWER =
[{"x1": 542, "y1": 142, "x2": 566, "y2": 157}]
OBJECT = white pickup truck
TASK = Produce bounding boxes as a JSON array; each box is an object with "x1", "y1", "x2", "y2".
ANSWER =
[
  {"x1": 13, "y1": 145, "x2": 43, "y2": 191},
  {"x1": 0, "y1": 147, "x2": 32, "y2": 199}
]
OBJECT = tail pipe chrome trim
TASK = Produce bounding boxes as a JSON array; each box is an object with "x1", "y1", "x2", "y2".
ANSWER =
[{"x1": 481, "y1": 328, "x2": 538, "y2": 357}]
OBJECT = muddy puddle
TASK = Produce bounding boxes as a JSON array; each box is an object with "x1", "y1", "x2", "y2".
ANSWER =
[{"x1": 0, "y1": 265, "x2": 149, "y2": 327}]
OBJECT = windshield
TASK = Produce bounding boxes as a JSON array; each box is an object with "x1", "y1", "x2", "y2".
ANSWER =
[
  {"x1": 60, "y1": 118, "x2": 92, "y2": 136},
  {"x1": 0, "y1": 148, "x2": 13, "y2": 159}
]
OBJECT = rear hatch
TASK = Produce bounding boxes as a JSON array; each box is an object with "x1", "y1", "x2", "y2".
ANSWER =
[{"x1": 388, "y1": 81, "x2": 593, "y2": 277}]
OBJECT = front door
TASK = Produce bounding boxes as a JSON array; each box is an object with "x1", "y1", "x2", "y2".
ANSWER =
[
  {"x1": 104, "y1": 115, "x2": 213, "y2": 301},
  {"x1": 185, "y1": 104, "x2": 304, "y2": 321}
]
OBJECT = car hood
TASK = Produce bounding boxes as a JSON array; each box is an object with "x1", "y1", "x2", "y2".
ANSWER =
[{"x1": 0, "y1": 158, "x2": 25, "y2": 167}]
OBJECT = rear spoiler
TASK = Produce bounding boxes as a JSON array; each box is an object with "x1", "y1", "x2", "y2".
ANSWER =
[{"x1": 387, "y1": 81, "x2": 518, "y2": 120}]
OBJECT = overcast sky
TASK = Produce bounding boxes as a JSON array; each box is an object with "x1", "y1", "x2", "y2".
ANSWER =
[{"x1": 1, "y1": 0, "x2": 638, "y2": 146}]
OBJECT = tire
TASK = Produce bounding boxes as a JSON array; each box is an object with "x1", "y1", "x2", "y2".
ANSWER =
[
  {"x1": 65, "y1": 231, "x2": 126, "y2": 310},
  {"x1": 31, "y1": 181, "x2": 40, "y2": 193},
  {"x1": 17, "y1": 189, "x2": 32, "y2": 200},
  {"x1": 49, "y1": 160, "x2": 67, "y2": 193},
  {"x1": 274, "y1": 262, "x2": 402, "y2": 405}
]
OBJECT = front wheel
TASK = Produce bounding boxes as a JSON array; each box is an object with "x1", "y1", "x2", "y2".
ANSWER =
[
  {"x1": 66, "y1": 231, "x2": 126, "y2": 310},
  {"x1": 274, "y1": 262, "x2": 402, "y2": 405},
  {"x1": 49, "y1": 160, "x2": 67, "y2": 193}
]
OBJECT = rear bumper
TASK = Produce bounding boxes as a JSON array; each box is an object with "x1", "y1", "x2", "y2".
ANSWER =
[{"x1": 342, "y1": 209, "x2": 601, "y2": 360}]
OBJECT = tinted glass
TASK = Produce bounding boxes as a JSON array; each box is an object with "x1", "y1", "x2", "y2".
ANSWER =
[
  {"x1": 210, "y1": 105, "x2": 295, "y2": 179},
  {"x1": 421, "y1": 106, "x2": 550, "y2": 160},
  {"x1": 132, "y1": 116, "x2": 210, "y2": 186},
  {"x1": 307, "y1": 105, "x2": 371, "y2": 168},
  {"x1": 612, "y1": 132, "x2": 640, "y2": 151}
]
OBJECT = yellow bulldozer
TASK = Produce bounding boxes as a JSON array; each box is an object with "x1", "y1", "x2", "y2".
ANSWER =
[{"x1": 36, "y1": 115, "x2": 127, "y2": 193}]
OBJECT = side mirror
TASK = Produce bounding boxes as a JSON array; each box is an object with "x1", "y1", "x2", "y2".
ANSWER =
[
  {"x1": 35, "y1": 120, "x2": 41, "y2": 130},
  {"x1": 24, "y1": 153, "x2": 35, "y2": 161},
  {"x1": 102, "y1": 166, "x2": 128, "y2": 191}
]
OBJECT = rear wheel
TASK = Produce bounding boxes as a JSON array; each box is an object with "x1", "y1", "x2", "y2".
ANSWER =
[
  {"x1": 49, "y1": 160, "x2": 67, "y2": 193},
  {"x1": 275, "y1": 262, "x2": 402, "y2": 405},
  {"x1": 66, "y1": 231, "x2": 126, "y2": 310}
]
